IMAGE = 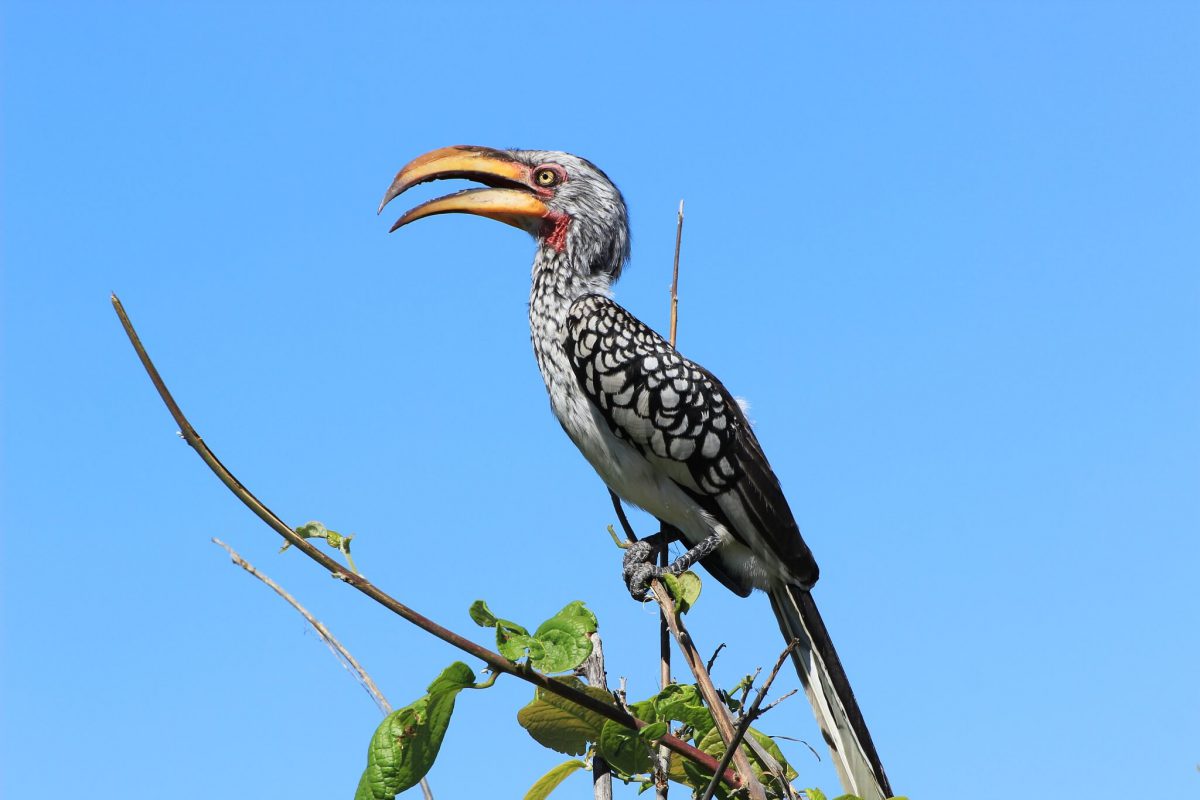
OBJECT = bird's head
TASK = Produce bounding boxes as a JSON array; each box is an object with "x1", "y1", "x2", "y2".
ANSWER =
[{"x1": 379, "y1": 145, "x2": 630, "y2": 280}]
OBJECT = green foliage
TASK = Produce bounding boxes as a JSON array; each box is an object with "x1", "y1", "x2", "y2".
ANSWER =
[
  {"x1": 598, "y1": 719, "x2": 653, "y2": 775},
  {"x1": 747, "y1": 727, "x2": 799, "y2": 783},
  {"x1": 471, "y1": 600, "x2": 598, "y2": 673},
  {"x1": 516, "y1": 676, "x2": 616, "y2": 756},
  {"x1": 637, "y1": 721, "x2": 668, "y2": 742},
  {"x1": 353, "y1": 591, "x2": 820, "y2": 799},
  {"x1": 287, "y1": 520, "x2": 358, "y2": 572},
  {"x1": 353, "y1": 662, "x2": 476, "y2": 800},
  {"x1": 660, "y1": 570, "x2": 702, "y2": 614},
  {"x1": 523, "y1": 760, "x2": 587, "y2": 800},
  {"x1": 651, "y1": 683, "x2": 714, "y2": 737}
]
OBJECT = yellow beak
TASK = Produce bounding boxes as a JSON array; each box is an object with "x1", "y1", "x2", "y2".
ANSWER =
[{"x1": 378, "y1": 145, "x2": 551, "y2": 233}]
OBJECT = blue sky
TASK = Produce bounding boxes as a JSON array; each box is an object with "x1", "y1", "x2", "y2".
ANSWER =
[{"x1": 3, "y1": 3, "x2": 1197, "y2": 798}]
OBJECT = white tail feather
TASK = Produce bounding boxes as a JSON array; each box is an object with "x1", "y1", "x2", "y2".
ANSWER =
[{"x1": 768, "y1": 585, "x2": 891, "y2": 800}]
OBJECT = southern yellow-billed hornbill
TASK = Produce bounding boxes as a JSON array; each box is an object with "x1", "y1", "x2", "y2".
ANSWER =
[{"x1": 379, "y1": 146, "x2": 892, "y2": 800}]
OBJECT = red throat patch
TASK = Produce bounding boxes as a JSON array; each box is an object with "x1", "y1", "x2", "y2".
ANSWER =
[{"x1": 545, "y1": 214, "x2": 570, "y2": 253}]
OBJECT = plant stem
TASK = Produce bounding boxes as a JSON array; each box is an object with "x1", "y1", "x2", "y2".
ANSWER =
[
  {"x1": 658, "y1": 199, "x2": 685, "y2": 800},
  {"x1": 668, "y1": 200, "x2": 684, "y2": 346},
  {"x1": 213, "y1": 537, "x2": 390, "y2": 713},
  {"x1": 212, "y1": 538, "x2": 435, "y2": 800},
  {"x1": 700, "y1": 641, "x2": 800, "y2": 800}
]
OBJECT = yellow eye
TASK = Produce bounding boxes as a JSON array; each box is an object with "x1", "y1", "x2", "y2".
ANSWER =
[{"x1": 535, "y1": 167, "x2": 560, "y2": 187}]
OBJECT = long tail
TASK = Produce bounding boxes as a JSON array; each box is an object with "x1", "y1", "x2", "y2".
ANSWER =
[{"x1": 768, "y1": 584, "x2": 892, "y2": 800}]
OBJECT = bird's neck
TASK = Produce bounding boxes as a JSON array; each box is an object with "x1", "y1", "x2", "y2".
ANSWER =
[{"x1": 529, "y1": 247, "x2": 611, "y2": 390}]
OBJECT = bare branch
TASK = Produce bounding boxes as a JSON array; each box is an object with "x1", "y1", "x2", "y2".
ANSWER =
[
  {"x1": 757, "y1": 688, "x2": 798, "y2": 718},
  {"x1": 700, "y1": 640, "x2": 801, "y2": 800},
  {"x1": 213, "y1": 537, "x2": 391, "y2": 713},
  {"x1": 705, "y1": 643, "x2": 726, "y2": 674},
  {"x1": 668, "y1": 200, "x2": 684, "y2": 347},
  {"x1": 655, "y1": 541, "x2": 672, "y2": 800},
  {"x1": 212, "y1": 537, "x2": 434, "y2": 800},
  {"x1": 659, "y1": 201, "x2": 684, "y2": 800},
  {"x1": 111, "y1": 294, "x2": 740, "y2": 793},
  {"x1": 654, "y1": 579, "x2": 767, "y2": 800}
]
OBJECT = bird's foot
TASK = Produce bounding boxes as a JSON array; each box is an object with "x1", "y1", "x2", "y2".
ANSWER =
[
  {"x1": 622, "y1": 530, "x2": 723, "y2": 601},
  {"x1": 622, "y1": 535, "x2": 665, "y2": 600}
]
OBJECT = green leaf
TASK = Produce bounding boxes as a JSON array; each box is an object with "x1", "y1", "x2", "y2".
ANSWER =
[
  {"x1": 805, "y1": 791, "x2": 828, "y2": 800},
  {"x1": 660, "y1": 571, "x2": 702, "y2": 613},
  {"x1": 679, "y1": 757, "x2": 726, "y2": 799},
  {"x1": 598, "y1": 719, "x2": 652, "y2": 776},
  {"x1": 629, "y1": 698, "x2": 658, "y2": 723},
  {"x1": 467, "y1": 600, "x2": 532, "y2": 659},
  {"x1": 638, "y1": 721, "x2": 668, "y2": 741},
  {"x1": 498, "y1": 631, "x2": 544, "y2": 663},
  {"x1": 526, "y1": 602, "x2": 597, "y2": 673},
  {"x1": 517, "y1": 676, "x2": 616, "y2": 756},
  {"x1": 695, "y1": 726, "x2": 726, "y2": 758},
  {"x1": 747, "y1": 727, "x2": 798, "y2": 783},
  {"x1": 423, "y1": 661, "x2": 475, "y2": 695},
  {"x1": 294, "y1": 521, "x2": 332, "y2": 539},
  {"x1": 523, "y1": 760, "x2": 587, "y2": 800},
  {"x1": 547, "y1": 600, "x2": 598, "y2": 633},
  {"x1": 468, "y1": 600, "x2": 497, "y2": 627},
  {"x1": 353, "y1": 662, "x2": 476, "y2": 800},
  {"x1": 653, "y1": 684, "x2": 713, "y2": 736},
  {"x1": 474, "y1": 600, "x2": 597, "y2": 671},
  {"x1": 530, "y1": 622, "x2": 592, "y2": 673}
]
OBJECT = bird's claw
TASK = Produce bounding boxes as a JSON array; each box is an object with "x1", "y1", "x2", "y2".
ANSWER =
[
  {"x1": 622, "y1": 529, "x2": 725, "y2": 601},
  {"x1": 622, "y1": 537, "x2": 662, "y2": 600}
]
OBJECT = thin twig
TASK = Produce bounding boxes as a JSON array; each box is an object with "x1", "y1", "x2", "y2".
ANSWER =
[
  {"x1": 668, "y1": 200, "x2": 684, "y2": 346},
  {"x1": 659, "y1": 202, "x2": 684, "y2": 800},
  {"x1": 213, "y1": 538, "x2": 391, "y2": 713},
  {"x1": 705, "y1": 643, "x2": 727, "y2": 675},
  {"x1": 212, "y1": 538, "x2": 435, "y2": 800},
  {"x1": 700, "y1": 641, "x2": 801, "y2": 800},
  {"x1": 111, "y1": 294, "x2": 741, "y2": 793},
  {"x1": 655, "y1": 578, "x2": 767, "y2": 800},
  {"x1": 655, "y1": 536, "x2": 672, "y2": 800},
  {"x1": 770, "y1": 735, "x2": 822, "y2": 764},
  {"x1": 757, "y1": 688, "x2": 798, "y2": 717}
]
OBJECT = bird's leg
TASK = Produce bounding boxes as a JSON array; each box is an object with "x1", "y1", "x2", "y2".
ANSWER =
[
  {"x1": 622, "y1": 525, "x2": 723, "y2": 600},
  {"x1": 622, "y1": 534, "x2": 666, "y2": 600}
]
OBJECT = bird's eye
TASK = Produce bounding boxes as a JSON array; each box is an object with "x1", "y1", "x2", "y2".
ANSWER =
[{"x1": 534, "y1": 167, "x2": 561, "y2": 187}]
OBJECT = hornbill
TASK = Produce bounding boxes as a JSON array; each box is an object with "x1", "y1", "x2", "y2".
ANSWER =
[{"x1": 379, "y1": 146, "x2": 893, "y2": 800}]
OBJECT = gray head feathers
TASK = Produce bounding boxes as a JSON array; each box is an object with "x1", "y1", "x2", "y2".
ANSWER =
[{"x1": 508, "y1": 149, "x2": 631, "y2": 281}]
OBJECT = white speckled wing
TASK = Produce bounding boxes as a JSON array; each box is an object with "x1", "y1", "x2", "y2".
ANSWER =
[{"x1": 563, "y1": 294, "x2": 819, "y2": 591}]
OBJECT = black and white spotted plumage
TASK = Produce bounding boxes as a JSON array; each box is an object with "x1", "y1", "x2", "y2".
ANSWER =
[{"x1": 563, "y1": 293, "x2": 818, "y2": 596}]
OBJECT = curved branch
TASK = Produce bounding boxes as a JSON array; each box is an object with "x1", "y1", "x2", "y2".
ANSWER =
[{"x1": 111, "y1": 294, "x2": 740, "y2": 793}]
